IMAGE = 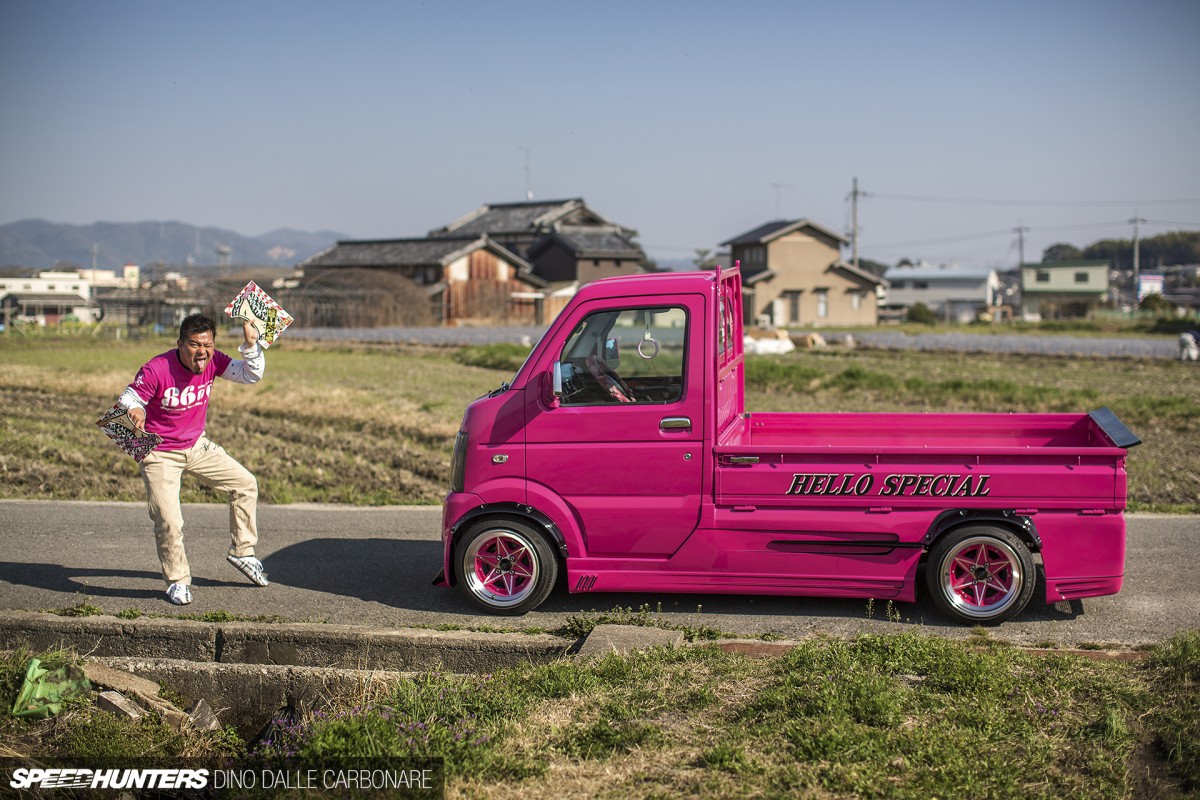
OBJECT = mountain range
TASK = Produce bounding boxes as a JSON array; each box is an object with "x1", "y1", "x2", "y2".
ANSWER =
[{"x1": 0, "y1": 219, "x2": 349, "y2": 270}]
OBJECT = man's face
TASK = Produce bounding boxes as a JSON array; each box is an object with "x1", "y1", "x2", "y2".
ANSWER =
[{"x1": 177, "y1": 330, "x2": 215, "y2": 374}]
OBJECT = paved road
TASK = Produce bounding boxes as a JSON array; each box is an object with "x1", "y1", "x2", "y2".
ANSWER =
[
  {"x1": 0, "y1": 500, "x2": 1195, "y2": 647},
  {"x1": 289, "y1": 325, "x2": 1182, "y2": 360}
]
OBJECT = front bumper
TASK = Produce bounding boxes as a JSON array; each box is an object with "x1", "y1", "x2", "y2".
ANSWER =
[{"x1": 432, "y1": 491, "x2": 485, "y2": 588}]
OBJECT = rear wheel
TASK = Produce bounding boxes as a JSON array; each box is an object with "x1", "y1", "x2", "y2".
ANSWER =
[
  {"x1": 926, "y1": 526, "x2": 1036, "y2": 624},
  {"x1": 454, "y1": 519, "x2": 557, "y2": 615}
]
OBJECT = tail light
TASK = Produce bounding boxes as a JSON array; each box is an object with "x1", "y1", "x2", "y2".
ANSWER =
[{"x1": 450, "y1": 431, "x2": 467, "y2": 492}]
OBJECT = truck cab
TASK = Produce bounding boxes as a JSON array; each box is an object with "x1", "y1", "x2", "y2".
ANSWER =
[{"x1": 436, "y1": 267, "x2": 1139, "y2": 624}]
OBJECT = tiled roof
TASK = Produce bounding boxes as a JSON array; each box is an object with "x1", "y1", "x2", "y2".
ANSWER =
[
  {"x1": 883, "y1": 266, "x2": 993, "y2": 281},
  {"x1": 1, "y1": 292, "x2": 89, "y2": 305},
  {"x1": 1020, "y1": 260, "x2": 1109, "y2": 269},
  {"x1": 723, "y1": 220, "x2": 793, "y2": 246},
  {"x1": 722, "y1": 218, "x2": 847, "y2": 247},
  {"x1": 832, "y1": 261, "x2": 888, "y2": 287},
  {"x1": 301, "y1": 237, "x2": 486, "y2": 268},
  {"x1": 534, "y1": 226, "x2": 644, "y2": 258},
  {"x1": 430, "y1": 199, "x2": 595, "y2": 237}
]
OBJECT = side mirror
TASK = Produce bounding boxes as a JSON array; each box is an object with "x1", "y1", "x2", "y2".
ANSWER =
[
  {"x1": 604, "y1": 337, "x2": 620, "y2": 367},
  {"x1": 552, "y1": 361, "x2": 581, "y2": 407},
  {"x1": 552, "y1": 362, "x2": 564, "y2": 397}
]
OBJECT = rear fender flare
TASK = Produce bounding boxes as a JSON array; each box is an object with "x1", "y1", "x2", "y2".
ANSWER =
[{"x1": 922, "y1": 509, "x2": 1042, "y2": 553}]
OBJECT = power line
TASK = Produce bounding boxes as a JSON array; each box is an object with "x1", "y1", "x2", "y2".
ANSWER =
[
  {"x1": 869, "y1": 220, "x2": 1148, "y2": 250},
  {"x1": 865, "y1": 192, "x2": 1200, "y2": 208},
  {"x1": 1145, "y1": 219, "x2": 1200, "y2": 227},
  {"x1": 870, "y1": 228, "x2": 1021, "y2": 249}
]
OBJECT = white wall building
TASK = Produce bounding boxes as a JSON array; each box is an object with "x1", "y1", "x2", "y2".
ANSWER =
[
  {"x1": 0, "y1": 265, "x2": 139, "y2": 326},
  {"x1": 883, "y1": 263, "x2": 1002, "y2": 323}
]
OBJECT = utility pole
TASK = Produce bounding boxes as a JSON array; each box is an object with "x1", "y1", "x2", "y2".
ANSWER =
[
  {"x1": 846, "y1": 177, "x2": 866, "y2": 270},
  {"x1": 1012, "y1": 223, "x2": 1030, "y2": 269},
  {"x1": 1129, "y1": 213, "x2": 1146, "y2": 305},
  {"x1": 90, "y1": 243, "x2": 98, "y2": 321}
]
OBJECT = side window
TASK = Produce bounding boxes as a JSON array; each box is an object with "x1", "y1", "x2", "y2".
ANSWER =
[{"x1": 558, "y1": 306, "x2": 687, "y2": 405}]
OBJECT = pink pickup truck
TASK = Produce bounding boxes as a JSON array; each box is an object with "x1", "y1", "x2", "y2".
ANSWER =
[{"x1": 435, "y1": 266, "x2": 1140, "y2": 623}]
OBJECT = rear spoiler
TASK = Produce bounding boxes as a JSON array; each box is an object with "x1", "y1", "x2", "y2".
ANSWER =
[{"x1": 1089, "y1": 407, "x2": 1142, "y2": 449}]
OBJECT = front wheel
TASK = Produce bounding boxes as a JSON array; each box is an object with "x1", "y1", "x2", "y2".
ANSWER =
[
  {"x1": 926, "y1": 526, "x2": 1036, "y2": 624},
  {"x1": 454, "y1": 519, "x2": 557, "y2": 615}
]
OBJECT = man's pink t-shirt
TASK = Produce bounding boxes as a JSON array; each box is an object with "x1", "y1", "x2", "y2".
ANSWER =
[{"x1": 129, "y1": 349, "x2": 233, "y2": 451}]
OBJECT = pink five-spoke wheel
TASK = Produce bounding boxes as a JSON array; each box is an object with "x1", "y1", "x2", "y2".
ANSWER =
[
  {"x1": 926, "y1": 526, "x2": 1036, "y2": 624},
  {"x1": 455, "y1": 520, "x2": 557, "y2": 615}
]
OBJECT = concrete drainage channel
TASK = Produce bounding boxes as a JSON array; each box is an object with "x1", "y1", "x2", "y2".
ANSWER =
[{"x1": 0, "y1": 612, "x2": 683, "y2": 738}]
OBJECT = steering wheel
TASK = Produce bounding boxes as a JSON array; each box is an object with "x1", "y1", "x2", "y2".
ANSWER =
[{"x1": 586, "y1": 354, "x2": 634, "y2": 403}]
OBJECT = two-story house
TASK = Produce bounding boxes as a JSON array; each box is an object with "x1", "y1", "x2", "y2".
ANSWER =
[
  {"x1": 1020, "y1": 259, "x2": 1109, "y2": 320},
  {"x1": 300, "y1": 235, "x2": 550, "y2": 324},
  {"x1": 301, "y1": 198, "x2": 646, "y2": 326},
  {"x1": 884, "y1": 263, "x2": 1002, "y2": 323},
  {"x1": 720, "y1": 219, "x2": 885, "y2": 327},
  {"x1": 430, "y1": 198, "x2": 646, "y2": 286}
]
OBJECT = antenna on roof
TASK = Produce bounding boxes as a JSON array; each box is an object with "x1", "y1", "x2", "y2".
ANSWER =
[
  {"x1": 770, "y1": 182, "x2": 794, "y2": 219},
  {"x1": 519, "y1": 146, "x2": 533, "y2": 200}
]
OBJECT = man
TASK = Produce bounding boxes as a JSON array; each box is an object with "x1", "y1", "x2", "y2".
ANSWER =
[{"x1": 118, "y1": 313, "x2": 268, "y2": 605}]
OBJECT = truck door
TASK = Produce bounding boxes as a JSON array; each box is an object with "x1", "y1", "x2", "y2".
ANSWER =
[{"x1": 524, "y1": 295, "x2": 706, "y2": 556}]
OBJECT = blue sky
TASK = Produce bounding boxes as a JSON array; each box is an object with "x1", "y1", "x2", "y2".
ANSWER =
[{"x1": 2, "y1": 0, "x2": 1198, "y2": 267}]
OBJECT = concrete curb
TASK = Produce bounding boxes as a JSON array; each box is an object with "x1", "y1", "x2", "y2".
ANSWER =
[
  {"x1": 0, "y1": 611, "x2": 575, "y2": 738},
  {"x1": 95, "y1": 657, "x2": 420, "y2": 737},
  {"x1": 0, "y1": 612, "x2": 569, "y2": 672}
]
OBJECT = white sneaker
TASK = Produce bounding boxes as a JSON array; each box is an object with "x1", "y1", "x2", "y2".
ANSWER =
[
  {"x1": 165, "y1": 583, "x2": 192, "y2": 605},
  {"x1": 227, "y1": 555, "x2": 269, "y2": 587}
]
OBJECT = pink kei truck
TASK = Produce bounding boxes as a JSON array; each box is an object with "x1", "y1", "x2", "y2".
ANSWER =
[{"x1": 434, "y1": 266, "x2": 1141, "y2": 624}]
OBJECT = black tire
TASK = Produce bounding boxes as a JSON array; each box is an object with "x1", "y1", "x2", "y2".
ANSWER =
[
  {"x1": 454, "y1": 519, "x2": 557, "y2": 615},
  {"x1": 925, "y1": 525, "x2": 1036, "y2": 624}
]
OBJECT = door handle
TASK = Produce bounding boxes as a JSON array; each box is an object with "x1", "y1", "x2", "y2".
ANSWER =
[{"x1": 659, "y1": 416, "x2": 692, "y2": 430}]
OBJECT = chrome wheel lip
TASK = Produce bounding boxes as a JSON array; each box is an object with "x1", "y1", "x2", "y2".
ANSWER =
[
  {"x1": 462, "y1": 529, "x2": 539, "y2": 609},
  {"x1": 938, "y1": 535, "x2": 1024, "y2": 621}
]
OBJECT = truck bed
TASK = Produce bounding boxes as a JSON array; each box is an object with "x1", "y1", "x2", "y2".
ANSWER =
[
  {"x1": 714, "y1": 409, "x2": 1136, "y2": 512},
  {"x1": 719, "y1": 411, "x2": 1133, "y2": 454}
]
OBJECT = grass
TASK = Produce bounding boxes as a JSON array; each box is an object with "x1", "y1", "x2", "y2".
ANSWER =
[
  {"x1": 2, "y1": 631, "x2": 1196, "y2": 797},
  {"x1": 236, "y1": 630, "x2": 1199, "y2": 798},
  {"x1": 1, "y1": 334, "x2": 1197, "y2": 511},
  {"x1": 563, "y1": 603, "x2": 729, "y2": 642}
]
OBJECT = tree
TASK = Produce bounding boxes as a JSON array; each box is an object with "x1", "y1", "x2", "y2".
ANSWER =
[
  {"x1": 1042, "y1": 243, "x2": 1083, "y2": 262},
  {"x1": 1139, "y1": 292, "x2": 1173, "y2": 314},
  {"x1": 297, "y1": 268, "x2": 434, "y2": 327},
  {"x1": 905, "y1": 303, "x2": 937, "y2": 325},
  {"x1": 693, "y1": 249, "x2": 719, "y2": 269}
]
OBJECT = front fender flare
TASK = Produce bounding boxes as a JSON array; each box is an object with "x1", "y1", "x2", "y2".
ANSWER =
[{"x1": 450, "y1": 502, "x2": 568, "y2": 559}]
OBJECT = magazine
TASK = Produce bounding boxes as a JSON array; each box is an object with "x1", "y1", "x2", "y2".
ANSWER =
[
  {"x1": 223, "y1": 280, "x2": 294, "y2": 348},
  {"x1": 95, "y1": 403, "x2": 162, "y2": 462}
]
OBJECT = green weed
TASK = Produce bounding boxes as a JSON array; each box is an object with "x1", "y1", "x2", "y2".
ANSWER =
[
  {"x1": 563, "y1": 603, "x2": 727, "y2": 642},
  {"x1": 48, "y1": 601, "x2": 104, "y2": 618},
  {"x1": 218, "y1": 633, "x2": 1185, "y2": 798},
  {"x1": 1145, "y1": 630, "x2": 1200, "y2": 788}
]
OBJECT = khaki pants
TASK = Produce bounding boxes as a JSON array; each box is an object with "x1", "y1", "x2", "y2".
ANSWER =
[{"x1": 140, "y1": 434, "x2": 258, "y2": 586}]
